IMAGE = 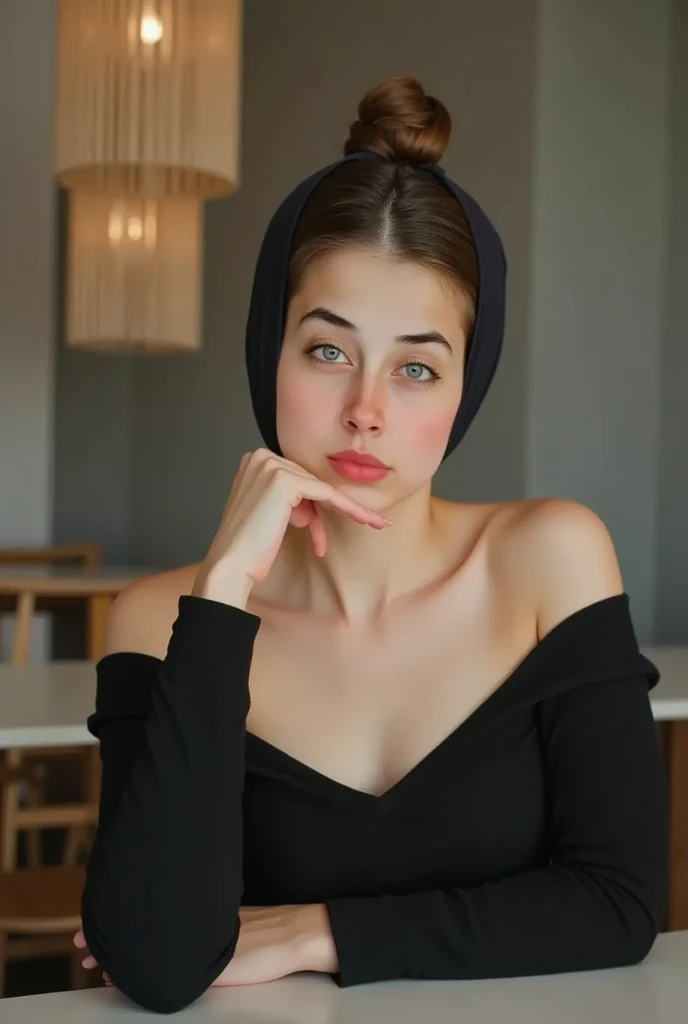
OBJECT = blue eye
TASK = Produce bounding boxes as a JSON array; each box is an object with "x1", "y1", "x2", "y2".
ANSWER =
[
  {"x1": 308, "y1": 344, "x2": 344, "y2": 363},
  {"x1": 402, "y1": 363, "x2": 438, "y2": 382},
  {"x1": 403, "y1": 368, "x2": 436, "y2": 385}
]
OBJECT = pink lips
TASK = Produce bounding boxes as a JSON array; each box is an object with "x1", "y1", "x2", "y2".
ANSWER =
[{"x1": 327, "y1": 449, "x2": 390, "y2": 483}]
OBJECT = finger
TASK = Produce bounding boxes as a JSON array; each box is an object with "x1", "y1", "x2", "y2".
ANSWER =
[
  {"x1": 223, "y1": 451, "x2": 255, "y2": 509},
  {"x1": 82, "y1": 955, "x2": 98, "y2": 969},
  {"x1": 313, "y1": 484, "x2": 391, "y2": 527},
  {"x1": 308, "y1": 505, "x2": 327, "y2": 557},
  {"x1": 289, "y1": 499, "x2": 314, "y2": 529},
  {"x1": 317, "y1": 494, "x2": 390, "y2": 528},
  {"x1": 228, "y1": 448, "x2": 283, "y2": 510},
  {"x1": 267, "y1": 460, "x2": 392, "y2": 528},
  {"x1": 280, "y1": 474, "x2": 390, "y2": 527},
  {"x1": 103, "y1": 972, "x2": 113, "y2": 985},
  {"x1": 73, "y1": 930, "x2": 86, "y2": 949}
]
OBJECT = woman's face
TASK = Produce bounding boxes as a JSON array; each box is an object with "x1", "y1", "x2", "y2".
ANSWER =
[{"x1": 276, "y1": 246, "x2": 469, "y2": 505}]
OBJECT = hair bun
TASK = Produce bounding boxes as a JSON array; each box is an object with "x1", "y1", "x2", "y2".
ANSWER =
[{"x1": 344, "y1": 75, "x2": 451, "y2": 166}]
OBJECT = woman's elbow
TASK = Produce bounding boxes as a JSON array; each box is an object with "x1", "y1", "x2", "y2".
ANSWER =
[
  {"x1": 619, "y1": 914, "x2": 662, "y2": 968},
  {"x1": 600, "y1": 889, "x2": 664, "y2": 970},
  {"x1": 103, "y1": 951, "x2": 236, "y2": 1014},
  {"x1": 81, "y1": 917, "x2": 240, "y2": 1014},
  {"x1": 114, "y1": 973, "x2": 211, "y2": 1015}
]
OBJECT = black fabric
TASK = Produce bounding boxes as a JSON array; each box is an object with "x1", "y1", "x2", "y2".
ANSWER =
[
  {"x1": 81, "y1": 593, "x2": 668, "y2": 1014},
  {"x1": 245, "y1": 153, "x2": 507, "y2": 460}
]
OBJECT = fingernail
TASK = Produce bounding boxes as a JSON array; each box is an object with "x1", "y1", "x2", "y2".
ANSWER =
[
  {"x1": 366, "y1": 509, "x2": 392, "y2": 525},
  {"x1": 82, "y1": 956, "x2": 97, "y2": 969}
]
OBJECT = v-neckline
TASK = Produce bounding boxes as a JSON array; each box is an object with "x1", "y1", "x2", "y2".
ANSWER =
[{"x1": 244, "y1": 593, "x2": 630, "y2": 813}]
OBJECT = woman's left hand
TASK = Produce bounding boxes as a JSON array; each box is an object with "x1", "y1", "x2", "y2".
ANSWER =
[
  {"x1": 73, "y1": 903, "x2": 337, "y2": 989},
  {"x1": 215, "y1": 904, "x2": 338, "y2": 986}
]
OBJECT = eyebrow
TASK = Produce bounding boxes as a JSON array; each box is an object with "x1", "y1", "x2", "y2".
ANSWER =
[{"x1": 297, "y1": 306, "x2": 454, "y2": 354}]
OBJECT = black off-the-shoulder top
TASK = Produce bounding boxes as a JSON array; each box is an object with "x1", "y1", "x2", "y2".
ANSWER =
[{"x1": 80, "y1": 593, "x2": 668, "y2": 1014}]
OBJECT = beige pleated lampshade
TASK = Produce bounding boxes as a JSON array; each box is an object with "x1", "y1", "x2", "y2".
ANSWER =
[
  {"x1": 55, "y1": 0, "x2": 242, "y2": 198},
  {"x1": 66, "y1": 193, "x2": 202, "y2": 352}
]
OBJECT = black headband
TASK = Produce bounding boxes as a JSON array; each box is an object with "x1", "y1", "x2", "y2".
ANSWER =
[{"x1": 245, "y1": 152, "x2": 507, "y2": 461}]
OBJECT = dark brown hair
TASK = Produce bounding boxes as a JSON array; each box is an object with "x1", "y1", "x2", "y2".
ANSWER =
[{"x1": 289, "y1": 75, "x2": 479, "y2": 331}]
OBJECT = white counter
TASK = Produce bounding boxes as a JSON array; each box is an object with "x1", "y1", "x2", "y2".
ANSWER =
[{"x1": 3, "y1": 930, "x2": 687, "y2": 1022}]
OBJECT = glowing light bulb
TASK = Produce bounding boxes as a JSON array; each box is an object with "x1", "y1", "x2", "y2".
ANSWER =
[
  {"x1": 140, "y1": 13, "x2": 163, "y2": 45},
  {"x1": 127, "y1": 217, "x2": 144, "y2": 241},
  {"x1": 108, "y1": 211, "x2": 123, "y2": 243}
]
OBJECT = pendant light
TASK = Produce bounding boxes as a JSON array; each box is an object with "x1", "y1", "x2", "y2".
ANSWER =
[
  {"x1": 55, "y1": 0, "x2": 242, "y2": 198},
  {"x1": 54, "y1": 1, "x2": 242, "y2": 353}
]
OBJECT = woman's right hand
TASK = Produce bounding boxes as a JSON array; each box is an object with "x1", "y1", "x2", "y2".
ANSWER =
[{"x1": 191, "y1": 449, "x2": 391, "y2": 608}]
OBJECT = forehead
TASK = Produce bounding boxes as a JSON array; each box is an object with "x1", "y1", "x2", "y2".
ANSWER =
[{"x1": 288, "y1": 247, "x2": 470, "y2": 340}]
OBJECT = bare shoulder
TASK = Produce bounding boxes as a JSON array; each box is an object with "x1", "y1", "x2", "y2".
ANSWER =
[
  {"x1": 104, "y1": 562, "x2": 202, "y2": 660},
  {"x1": 493, "y1": 497, "x2": 624, "y2": 639}
]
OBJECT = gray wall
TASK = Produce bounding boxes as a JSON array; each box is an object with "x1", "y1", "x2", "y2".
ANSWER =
[
  {"x1": 52, "y1": 189, "x2": 136, "y2": 564},
  {"x1": 526, "y1": 0, "x2": 670, "y2": 640},
  {"x1": 0, "y1": 0, "x2": 57, "y2": 658},
  {"x1": 657, "y1": 0, "x2": 688, "y2": 643},
  {"x1": 38, "y1": 0, "x2": 687, "y2": 644},
  {"x1": 0, "y1": 1, "x2": 56, "y2": 549}
]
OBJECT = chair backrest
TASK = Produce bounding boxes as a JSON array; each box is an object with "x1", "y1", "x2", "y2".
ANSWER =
[
  {"x1": 0, "y1": 746, "x2": 99, "y2": 872},
  {"x1": 0, "y1": 543, "x2": 102, "y2": 567},
  {"x1": 0, "y1": 543, "x2": 103, "y2": 663}
]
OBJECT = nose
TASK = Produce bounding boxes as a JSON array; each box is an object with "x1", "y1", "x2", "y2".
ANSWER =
[{"x1": 342, "y1": 381, "x2": 385, "y2": 435}]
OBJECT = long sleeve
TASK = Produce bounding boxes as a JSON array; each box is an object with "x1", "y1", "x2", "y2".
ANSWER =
[
  {"x1": 325, "y1": 673, "x2": 669, "y2": 986},
  {"x1": 81, "y1": 595, "x2": 261, "y2": 1014}
]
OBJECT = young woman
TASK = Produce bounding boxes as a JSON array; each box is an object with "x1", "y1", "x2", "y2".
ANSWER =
[{"x1": 75, "y1": 76, "x2": 668, "y2": 1014}]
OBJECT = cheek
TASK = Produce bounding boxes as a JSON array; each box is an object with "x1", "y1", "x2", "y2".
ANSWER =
[
  {"x1": 276, "y1": 376, "x2": 333, "y2": 439},
  {"x1": 396, "y1": 404, "x2": 457, "y2": 464}
]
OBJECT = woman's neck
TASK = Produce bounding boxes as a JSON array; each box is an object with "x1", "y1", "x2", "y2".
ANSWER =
[{"x1": 259, "y1": 487, "x2": 459, "y2": 624}]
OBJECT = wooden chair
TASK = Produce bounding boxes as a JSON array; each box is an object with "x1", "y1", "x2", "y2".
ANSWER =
[
  {"x1": 0, "y1": 542, "x2": 102, "y2": 665},
  {"x1": 0, "y1": 865, "x2": 88, "y2": 997},
  {"x1": 0, "y1": 545, "x2": 103, "y2": 992},
  {"x1": 0, "y1": 760, "x2": 98, "y2": 993},
  {"x1": 0, "y1": 542, "x2": 103, "y2": 868}
]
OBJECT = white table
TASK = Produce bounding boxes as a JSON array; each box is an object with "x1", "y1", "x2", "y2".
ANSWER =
[
  {"x1": 0, "y1": 662, "x2": 97, "y2": 750},
  {"x1": 2, "y1": 930, "x2": 688, "y2": 1021},
  {"x1": 645, "y1": 647, "x2": 688, "y2": 719}
]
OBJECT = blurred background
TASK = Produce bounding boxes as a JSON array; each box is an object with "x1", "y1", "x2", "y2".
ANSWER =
[
  {"x1": 2, "y1": 0, "x2": 687, "y2": 645},
  {"x1": 1, "y1": 0, "x2": 687, "y2": 1000}
]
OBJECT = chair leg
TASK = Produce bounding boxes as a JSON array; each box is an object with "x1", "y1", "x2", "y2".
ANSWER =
[
  {"x1": 63, "y1": 827, "x2": 84, "y2": 866},
  {"x1": 1, "y1": 750, "x2": 21, "y2": 872},
  {"x1": 25, "y1": 775, "x2": 45, "y2": 868},
  {"x1": 87, "y1": 595, "x2": 112, "y2": 661},
  {"x1": 11, "y1": 590, "x2": 35, "y2": 665}
]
